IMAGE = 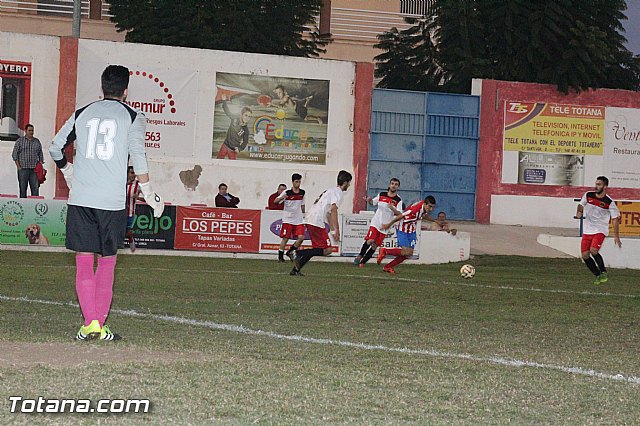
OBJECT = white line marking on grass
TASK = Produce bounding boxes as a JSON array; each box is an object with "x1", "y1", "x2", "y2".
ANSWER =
[
  {"x1": 9, "y1": 263, "x2": 638, "y2": 300},
  {"x1": 2, "y1": 294, "x2": 639, "y2": 385}
]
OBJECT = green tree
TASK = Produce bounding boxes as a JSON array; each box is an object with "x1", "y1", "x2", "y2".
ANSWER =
[
  {"x1": 375, "y1": 0, "x2": 640, "y2": 93},
  {"x1": 108, "y1": 0, "x2": 330, "y2": 58}
]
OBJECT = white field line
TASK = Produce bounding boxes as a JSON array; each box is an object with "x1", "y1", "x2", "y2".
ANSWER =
[
  {"x1": 1, "y1": 294, "x2": 639, "y2": 385},
  {"x1": 7, "y1": 263, "x2": 639, "y2": 300}
]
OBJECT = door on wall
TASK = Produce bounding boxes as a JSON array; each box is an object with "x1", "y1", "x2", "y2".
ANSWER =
[{"x1": 368, "y1": 89, "x2": 479, "y2": 220}]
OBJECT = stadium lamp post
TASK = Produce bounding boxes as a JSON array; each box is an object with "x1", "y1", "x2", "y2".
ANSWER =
[{"x1": 72, "y1": 0, "x2": 82, "y2": 38}]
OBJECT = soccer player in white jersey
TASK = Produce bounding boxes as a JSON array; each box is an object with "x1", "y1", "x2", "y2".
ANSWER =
[
  {"x1": 354, "y1": 178, "x2": 402, "y2": 267},
  {"x1": 275, "y1": 173, "x2": 306, "y2": 262},
  {"x1": 50, "y1": 65, "x2": 164, "y2": 341},
  {"x1": 379, "y1": 195, "x2": 436, "y2": 274},
  {"x1": 290, "y1": 170, "x2": 352, "y2": 276},
  {"x1": 575, "y1": 176, "x2": 622, "y2": 285}
]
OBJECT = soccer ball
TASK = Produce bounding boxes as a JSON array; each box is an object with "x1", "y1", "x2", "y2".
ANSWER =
[{"x1": 460, "y1": 264, "x2": 475, "y2": 279}]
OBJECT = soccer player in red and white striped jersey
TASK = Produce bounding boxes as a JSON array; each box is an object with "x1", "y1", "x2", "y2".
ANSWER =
[
  {"x1": 125, "y1": 166, "x2": 143, "y2": 252},
  {"x1": 378, "y1": 195, "x2": 436, "y2": 274},
  {"x1": 575, "y1": 176, "x2": 622, "y2": 285},
  {"x1": 355, "y1": 178, "x2": 402, "y2": 267}
]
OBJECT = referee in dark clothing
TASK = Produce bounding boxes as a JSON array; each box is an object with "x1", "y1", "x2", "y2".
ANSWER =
[{"x1": 12, "y1": 123, "x2": 44, "y2": 198}]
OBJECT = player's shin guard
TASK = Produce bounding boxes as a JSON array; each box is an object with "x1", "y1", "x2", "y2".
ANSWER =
[
  {"x1": 592, "y1": 253, "x2": 606, "y2": 273},
  {"x1": 95, "y1": 256, "x2": 117, "y2": 327},
  {"x1": 387, "y1": 255, "x2": 407, "y2": 269},
  {"x1": 584, "y1": 257, "x2": 601, "y2": 276},
  {"x1": 361, "y1": 246, "x2": 376, "y2": 264},
  {"x1": 76, "y1": 254, "x2": 96, "y2": 326}
]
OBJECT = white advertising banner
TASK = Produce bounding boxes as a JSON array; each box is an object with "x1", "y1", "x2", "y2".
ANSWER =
[
  {"x1": 76, "y1": 59, "x2": 199, "y2": 159},
  {"x1": 340, "y1": 213, "x2": 419, "y2": 258},
  {"x1": 604, "y1": 107, "x2": 640, "y2": 188},
  {"x1": 259, "y1": 210, "x2": 338, "y2": 254}
]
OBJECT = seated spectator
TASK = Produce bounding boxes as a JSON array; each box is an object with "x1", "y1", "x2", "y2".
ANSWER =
[
  {"x1": 266, "y1": 184, "x2": 287, "y2": 210},
  {"x1": 430, "y1": 211, "x2": 457, "y2": 235},
  {"x1": 215, "y1": 183, "x2": 240, "y2": 208}
]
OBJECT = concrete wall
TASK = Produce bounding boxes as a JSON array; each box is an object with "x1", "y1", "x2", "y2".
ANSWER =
[
  {"x1": 417, "y1": 230, "x2": 470, "y2": 265},
  {"x1": 0, "y1": 32, "x2": 367, "y2": 213},
  {"x1": 472, "y1": 79, "x2": 640, "y2": 226},
  {"x1": 538, "y1": 234, "x2": 640, "y2": 270},
  {"x1": 74, "y1": 38, "x2": 357, "y2": 210},
  {"x1": 490, "y1": 195, "x2": 581, "y2": 228},
  {"x1": 0, "y1": 32, "x2": 60, "y2": 198}
]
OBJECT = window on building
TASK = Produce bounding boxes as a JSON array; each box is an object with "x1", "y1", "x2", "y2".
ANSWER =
[{"x1": 400, "y1": 0, "x2": 435, "y2": 16}]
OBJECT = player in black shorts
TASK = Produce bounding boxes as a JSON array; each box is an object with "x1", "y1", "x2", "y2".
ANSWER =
[{"x1": 50, "y1": 65, "x2": 164, "y2": 341}]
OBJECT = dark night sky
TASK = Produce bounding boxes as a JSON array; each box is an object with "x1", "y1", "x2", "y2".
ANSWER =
[{"x1": 623, "y1": 1, "x2": 640, "y2": 55}]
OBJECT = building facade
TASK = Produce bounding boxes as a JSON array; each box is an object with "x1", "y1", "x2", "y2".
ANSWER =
[{"x1": 1, "y1": 0, "x2": 433, "y2": 62}]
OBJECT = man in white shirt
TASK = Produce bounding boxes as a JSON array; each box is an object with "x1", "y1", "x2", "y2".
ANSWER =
[
  {"x1": 290, "y1": 170, "x2": 352, "y2": 276},
  {"x1": 575, "y1": 176, "x2": 622, "y2": 285}
]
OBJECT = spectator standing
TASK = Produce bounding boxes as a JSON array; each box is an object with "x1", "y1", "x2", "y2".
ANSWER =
[{"x1": 12, "y1": 124, "x2": 44, "y2": 197}]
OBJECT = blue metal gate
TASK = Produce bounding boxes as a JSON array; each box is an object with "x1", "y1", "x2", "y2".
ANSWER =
[{"x1": 368, "y1": 89, "x2": 479, "y2": 220}]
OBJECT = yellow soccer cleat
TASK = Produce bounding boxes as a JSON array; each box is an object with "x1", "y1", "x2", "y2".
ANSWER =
[{"x1": 76, "y1": 320, "x2": 101, "y2": 341}]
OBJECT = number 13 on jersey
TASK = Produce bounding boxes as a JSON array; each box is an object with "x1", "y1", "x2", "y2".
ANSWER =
[{"x1": 86, "y1": 118, "x2": 117, "y2": 161}]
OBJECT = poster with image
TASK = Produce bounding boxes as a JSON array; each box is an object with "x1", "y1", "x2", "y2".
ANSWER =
[
  {"x1": 517, "y1": 152, "x2": 585, "y2": 186},
  {"x1": 0, "y1": 197, "x2": 66, "y2": 246},
  {"x1": 212, "y1": 72, "x2": 329, "y2": 164},
  {"x1": 502, "y1": 101, "x2": 605, "y2": 186}
]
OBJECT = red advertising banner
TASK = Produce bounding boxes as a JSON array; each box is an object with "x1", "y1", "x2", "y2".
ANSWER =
[{"x1": 175, "y1": 207, "x2": 261, "y2": 252}]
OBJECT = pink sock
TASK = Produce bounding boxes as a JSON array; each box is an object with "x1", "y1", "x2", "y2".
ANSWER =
[
  {"x1": 95, "y1": 256, "x2": 117, "y2": 327},
  {"x1": 386, "y1": 248, "x2": 403, "y2": 257},
  {"x1": 75, "y1": 254, "x2": 96, "y2": 326}
]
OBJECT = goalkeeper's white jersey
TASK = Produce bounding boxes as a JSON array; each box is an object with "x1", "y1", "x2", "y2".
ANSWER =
[{"x1": 50, "y1": 99, "x2": 148, "y2": 211}]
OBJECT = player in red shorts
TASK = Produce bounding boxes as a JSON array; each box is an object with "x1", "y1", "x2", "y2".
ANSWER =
[
  {"x1": 290, "y1": 170, "x2": 352, "y2": 276},
  {"x1": 354, "y1": 178, "x2": 402, "y2": 267},
  {"x1": 275, "y1": 173, "x2": 305, "y2": 262},
  {"x1": 575, "y1": 176, "x2": 622, "y2": 285}
]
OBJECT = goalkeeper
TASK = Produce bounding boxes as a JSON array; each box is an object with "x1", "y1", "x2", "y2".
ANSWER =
[{"x1": 50, "y1": 65, "x2": 164, "y2": 342}]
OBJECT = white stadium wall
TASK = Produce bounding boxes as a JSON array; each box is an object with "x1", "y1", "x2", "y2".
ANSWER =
[
  {"x1": 473, "y1": 79, "x2": 640, "y2": 226},
  {"x1": 75, "y1": 39, "x2": 357, "y2": 210},
  {"x1": 0, "y1": 32, "x2": 60, "y2": 198},
  {"x1": 490, "y1": 195, "x2": 581, "y2": 228}
]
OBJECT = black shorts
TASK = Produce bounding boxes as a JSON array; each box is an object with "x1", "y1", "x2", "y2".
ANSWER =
[{"x1": 66, "y1": 205, "x2": 127, "y2": 256}]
